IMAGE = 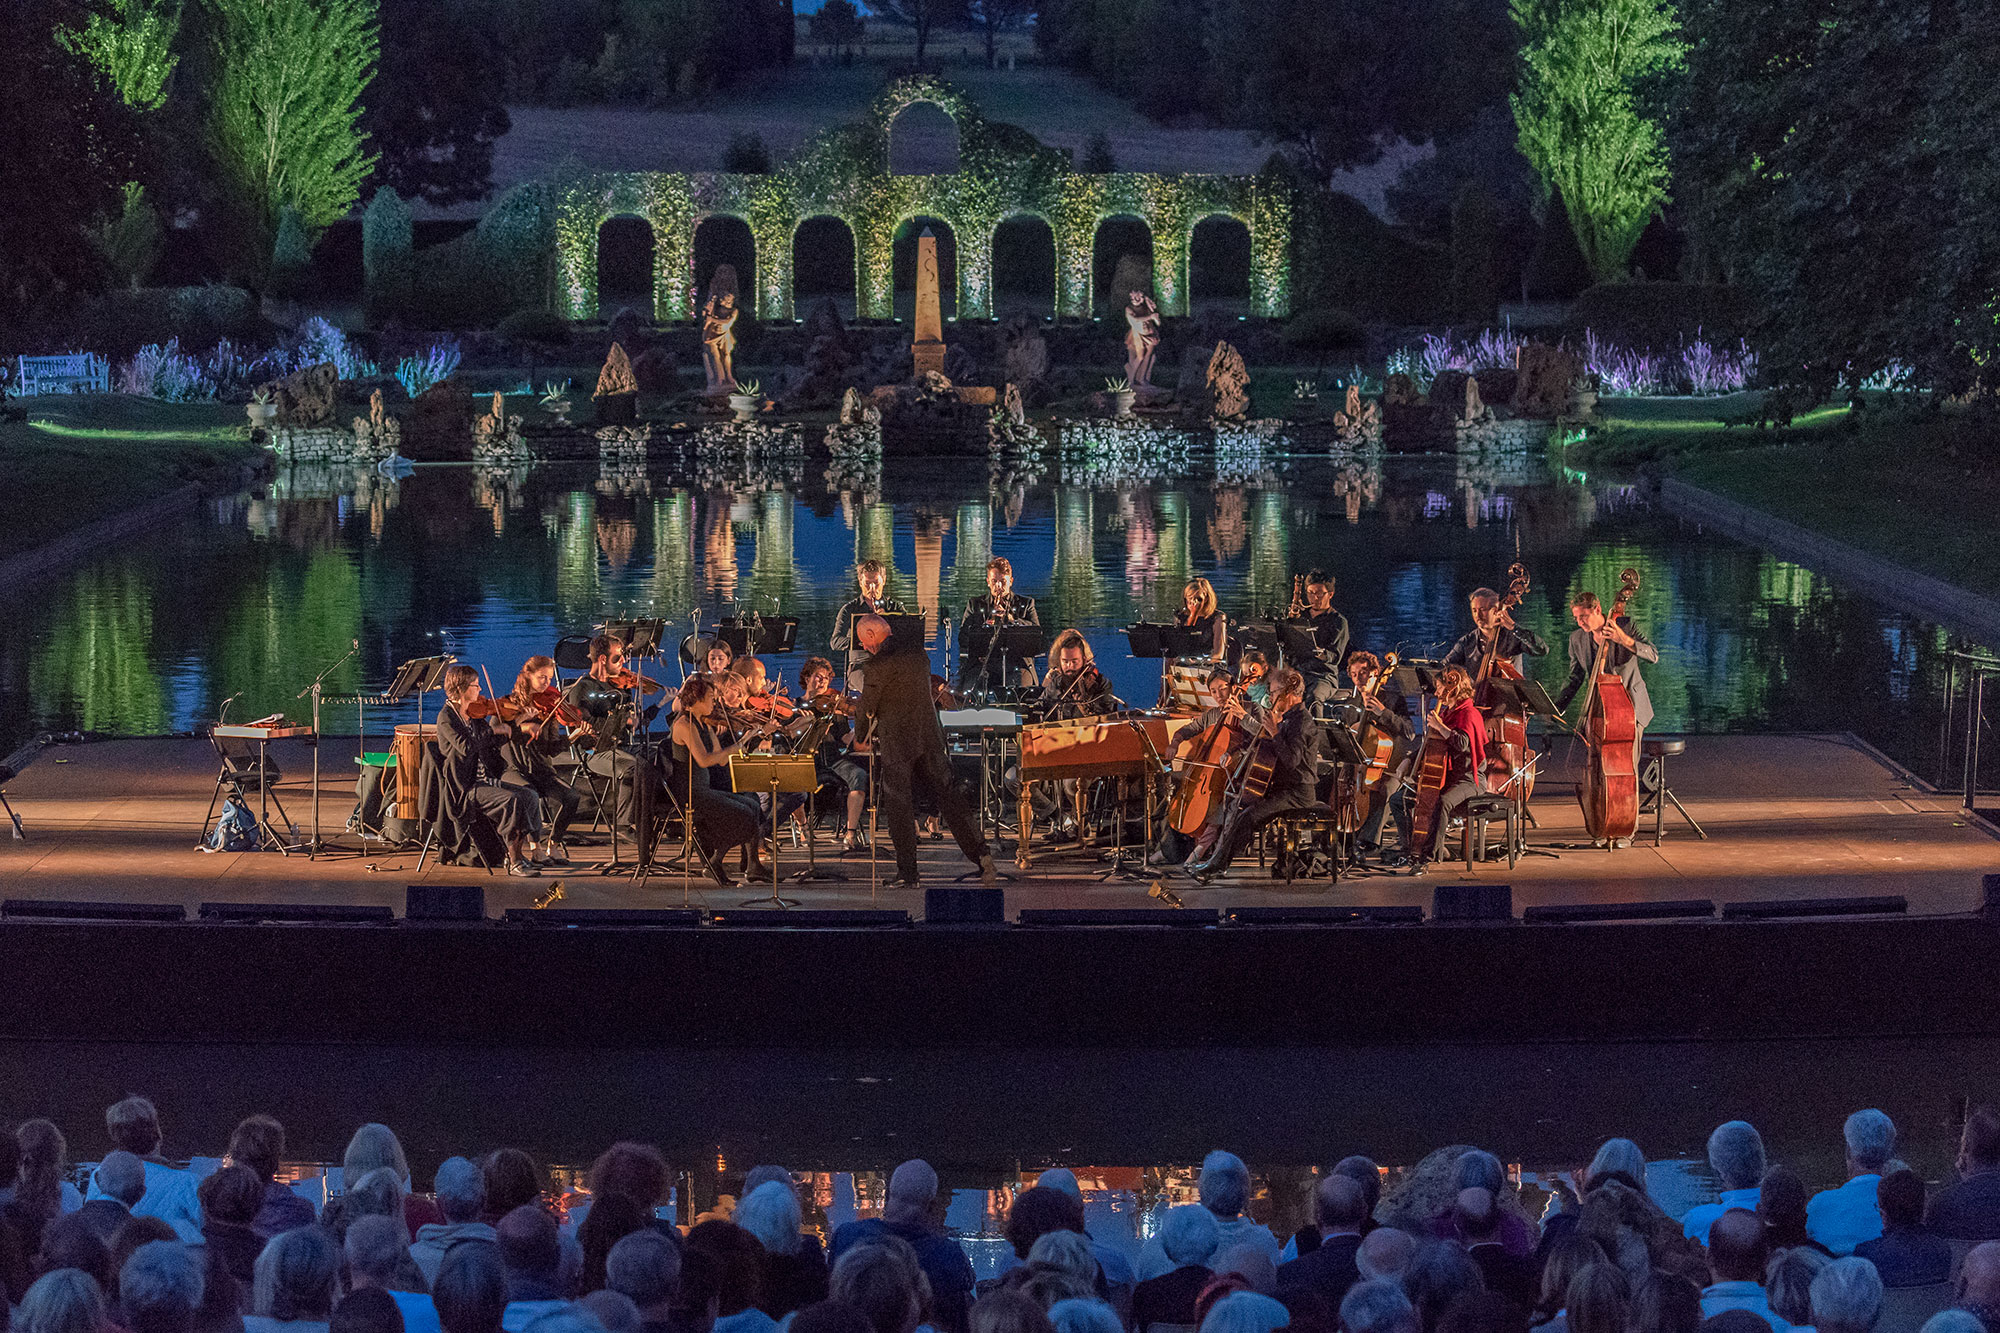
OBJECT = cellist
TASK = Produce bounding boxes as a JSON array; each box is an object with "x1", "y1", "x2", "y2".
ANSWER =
[
  {"x1": 1181, "y1": 666, "x2": 1319, "y2": 881},
  {"x1": 1444, "y1": 587, "x2": 1550, "y2": 676},
  {"x1": 1346, "y1": 650, "x2": 1416, "y2": 864},
  {"x1": 1411, "y1": 665, "x2": 1488, "y2": 868},
  {"x1": 1552, "y1": 590, "x2": 1658, "y2": 739}
]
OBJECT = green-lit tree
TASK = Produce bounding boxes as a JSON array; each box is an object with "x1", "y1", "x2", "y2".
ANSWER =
[
  {"x1": 64, "y1": 0, "x2": 181, "y2": 109},
  {"x1": 1510, "y1": 0, "x2": 1681, "y2": 282},
  {"x1": 92, "y1": 181, "x2": 164, "y2": 288},
  {"x1": 207, "y1": 0, "x2": 378, "y2": 261}
]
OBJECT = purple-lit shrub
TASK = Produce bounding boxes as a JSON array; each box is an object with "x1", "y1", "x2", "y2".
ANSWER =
[
  {"x1": 395, "y1": 338, "x2": 463, "y2": 399},
  {"x1": 118, "y1": 340, "x2": 214, "y2": 401},
  {"x1": 1679, "y1": 335, "x2": 1758, "y2": 395}
]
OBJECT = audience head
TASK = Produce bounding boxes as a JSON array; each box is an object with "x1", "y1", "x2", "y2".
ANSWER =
[
  {"x1": 1876, "y1": 1169, "x2": 1926, "y2": 1231},
  {"x1": 1402, "y1": 1241, "x2": 1483, "y2": 1333},
  {"x1": 1048, "y1": 1299, "x2": 1124, "y2": 1333},
  {"x1": 121, "y1": 1240, "x2": 205, "y2": 1333},
  {"x1": 40, "y1": 1213, "x2": 116, "y2": 1293},
  {"x1": 883, "y1": 1161, "x2": 940, "y2": 1225},
  {"x1": 1199, "y1": 1292, "x2": 1291, "y2": 1333},
  {"x1": 1707, "y1": 1123, "x2": 1767, "y2": 1193},
  {"x1": 1435, "y1": 1292, "x2": 1527, "y2": 1333},
  {"x1": 14, "y1": 1268, "x2": 108, "y2": 1333},
  {"x1": 1629, "y1": 1274, "x2": 1703, "y2": 1333},
  {"x1": 1160, "y1": 1203, "x2": 1223, "y2": 1269},
  {"x1": 1566, "y1": 1266, "x2": 1630, "y2": 1333},
  {"x1": 831, "y1": 1238, "x2": 929, "y2": 1333},
  {"x1": 673, "y1": 1247, "x2": 723, "y2": 1333},
  {"x1": 95, "y1": 1150, "x2": 148, "y2": 1208},
  {"x1": 971, "y1": 1291, "x2": 1056, "y2": 1333},
  {"x1": 1340, "y1": 1280, "x2": 1416, "y2": 1333},
  {"x1": 578, "y1": 1193, "x2": 651, "y2": 1295},
  {"x1": 1451, "y1": 1189, "x2": 1499, "y2": 1244},
  {"x1": 581, "y1": 1290, "x2": 642, "y2": 1333},
  {"x1": 1764, "y1": 1248, "x2": 1828, "y2": 1327},
  {"x1": 435, "y1": 1240, "x2": 509, "y2": 1333},
  {"x1": 498, "y1": 1205, "x2": 562, "y2": 1284},
  {"x1": 254, "y1": 1224, "x2": 341, "y2": 1322},
  {"x1": 1844, "y1": 1111, "x2": 1897, "y2": 1174},
  {"x1": 1585, "y1": 1139, "x2": 1646, "y2": 1193},
  {"x1": 1006, "y1": 1186, "x2": 1086, "y2": 1261},
  {"x1": 482, "y1": 1150, "x2": 545, "y2": 1219},
  {"x1": 589, "y1": 1143, "x2": 671, "y2": 1211},
  {"x1": 1215, "y1": 1242, "x2": 1278, "y2": 1296},
  {"x1": 1922, "y1": 1315, "x2": 1985, "y2": 1333},
  {"x1": 15, "y1": 1120, "x2": 70, "y2": 1220},
  {"x1": 1958, "y1": 1241, "x2": 2000, "y2": 1309},
  {"x1": 1319, "y1": 1176, "x2": 1371, "y2": 1235},
  {"x1": 684, "y1": 1220, "x2": 765, "y2": 1318},
  {"x1": 1452, "y1": 1152, "x2": 1504, "y2": 1196},
  {"x1": 1333, "y1": 1158, "x2": 1383, "y2": 1217},
  {"x1": 606, "y1": 1230, "x2": 681, "y2": 1315},
  {"x1": 1810, "y1": 1257, "x2": 1882, "y2": 1333},
  {"x1": 342, "y1": 1126, "x2": 410, "y2": 1189},
  {"x1": 330, "y1": 1286, "x2": 404, "y2": 1333},
  {"x1": 106, "y1": 1096, "x2": 166, "y2": 1157},
  {"x1": 1755, "y1": 1168, "x2": 1812, "y2": 1247},
  {"x1": 1958, "y1": 1106, "x2": 2000, "y2": 1177},
  {"x1": 1537, "y1": 1237, "x2": 1608, "y2": 1317},
  {"x1": 1357, "y1": 1228, "x2": 1417, "y2": 1283},
  {"x1": 198, "y1": 1164, "x2": 263, "y2": 1227},
  {"x1": 735, "y1": 1179, "x2": 804, "y2": 1260},
  {"x1": 434, "y1": 1157, "x2": 487, "y2": 1225},
  {"x1": 226, "y1": 1115, "x2": 285, "y2": 1183},
  {"x1": 343, "y1": 1167, "x2": 408, "y2": 1233},
  {"x1": 1708, "y1": 1210, "x2": 1770, "y2": 1285},
  {"x1": 1034, "y1": 1170, "x2": 1083, "y2": 1203},
  {"x1": 1199, "y1": 1152, "x2": 1254, "y2": 1220},
  {"x1": 346, "y1": 1214, "x2": 410, "y2": 1290}
]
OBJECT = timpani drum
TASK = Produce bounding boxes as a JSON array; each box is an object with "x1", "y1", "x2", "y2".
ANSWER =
[{"x1": 391, "y1": 723, "x2": 434, "y2": 821}]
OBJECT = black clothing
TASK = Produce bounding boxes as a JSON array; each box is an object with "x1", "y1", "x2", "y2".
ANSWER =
[
  {"x1": 73, "y1": 1198, "x2": 132, "y2": 1244},
  {"x1": 669, "y1": 716, "x2": 761, "y2": 858},
  {"x1": 1928, "y1": 1169, "x2": 2000, "y2": 1240},
  {"x1": 563, "y1": 674, "x2": 635, "y2": 750},
  {"x1": 1468, "y1": 1240, "x2": 1539, "y2": 1312},
  {"x1": 1294, "y1": 608, "x2": 1352, "y2": 679},
  {"x1": 1133, "y1": 1265, "x2": 1213, "y2": 1332},
  {"x1": 1276, "y1": 1232, "x2": 1363, "y2": 1312},
  {"x1": 1181, "y1": 609, "x2": 1226, "y2": 658},
  {"x1": 857, "y1": 639, "x2": 989, "y2": 880},
  {"x1": 1200, "y1": 705, "x2": 1322, "y2": 874},
  {"x1": 1038, "y1": 665, "x2": 1119, "y2": 720},
  {"x1": 503, "y1": 706, "x2": 581, "y2": 841},
  {"x1": 1552, "y1": 616, "x2": 1660, "y2": 733},
  {"x1": 1443, "y1": 623, "x2": 1550, "y2": 678},
  {"x1": 831, "y1": 596, "x2": 908, "y2": 680},
  {"x1": 957, "y1": 592, "x2": 1041, "y2": 693},
  {"x1": 435, "y1": 705, "x2": 540, "y2": 847},
  {"x1": 1855, "y1": 1224, "x2": 1954, "y2": 1288},
  {"x1": 759, "y1": 1238, "x2": 832, "y2": 1318},
  {"x1": 204, "y1": 1219, "x2": 263, "y2": 1288}
]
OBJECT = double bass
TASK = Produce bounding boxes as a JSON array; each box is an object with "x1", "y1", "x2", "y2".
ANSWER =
[
  {"x1": 1576, "y1": 568, "x2": 1643, "y2": 844},
  {"x1": 1475, "y1": 563, "x2": 1537, "y2": 803}
]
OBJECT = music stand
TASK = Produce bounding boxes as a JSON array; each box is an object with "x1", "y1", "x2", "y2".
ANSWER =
[
  {"x1": 604, "y1": 618, "x2": 666, "y2": 656},
  {"x1": 966, "y1": 623, "x2": 1048, "y2": 691},
  {"x1": 729, "y1": 753, "x2": 820, "y2": 908},
  {"x1": 1166, "y1": 664, "x2": 1228, "y2": 713},
  {"x1": 880, "y1": 612, "x2": 927, "y2": 654},
  {"x1": 1388, "y1": 660, "x2": 1443, "y2": 698},
  {"x1": 1276, "y1": 622, "x2": 1323, "y2": 669},
  {"x1": 312, "y1": 653, "x2": 450, "y2": 860},
  {"x1": 751, "y1": 617, "x2": 799, "y2": 654},
  {"x1": 1129, "y1": 623, "x2": 1209, "y2": 701},
  {"x1": 1237, "y1": 619, "x2": 1284, "y2": 664}
]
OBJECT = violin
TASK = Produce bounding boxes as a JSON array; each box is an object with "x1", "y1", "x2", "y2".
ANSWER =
[
  {"x1": 606, "y1": 666, "x2": 663, "y2": 692},
  {"x1": 933, "y1": 674, "x2": 969, "y2": 710},
  {"x1": 807, "y1": 688, "x2": 857, "y2": 719}
]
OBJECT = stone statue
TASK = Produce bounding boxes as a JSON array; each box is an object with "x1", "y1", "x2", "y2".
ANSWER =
[
  {"x1": 1003, "y1": 382, "x2": 1026, "y2": 426},
  {"x1": 701, "y1": 264, "x2": 741, "y2": 396},
  {"x1": 1205, "y1": 341, "x2": 1250, "y2": 420},
  {"x1": 1123, "y1": 290, "x2": 1161, "y2": 395}
]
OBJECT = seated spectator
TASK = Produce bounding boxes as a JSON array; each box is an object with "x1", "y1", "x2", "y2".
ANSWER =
[
  {"x1": 1808, "y1": 1258, "x2": 1881, "y2": 1333},
  {"x1": 14, "y1": 1268, "x2": 108, "y2": 1333},
  {"x1": 1138, "y1": 1155, "x2": 1281, "y2": 1282},
  {"x1": 1339, "y1": 1280, "x2": 1416, "y2": 1333},
  {"x1": 1401, "y1": 1243, "x2": 1483, "y2": 1333},
  {"x1": 8, "y1": 1121, "x2": 73, "y2": 1260},
  {"x1": 247, "y1": 1225, "x2": 341, "y2": 1333},
  {"x1": 1585, "y1": 1143, "x2": 1647, "y2": 1197},
  {"x1": 1278, "y1": 1176, "x2": 1370, "y2": 1314},
  {"x1": 1199, "y1": 1291, "x2": 1291, "y2": 1333},
  {"x1": 348, "y1": 1215, "x2": 440, "y2": 1333},
  {"x1": 1628, "y1": 1275, "x2": 1703, "y2": 1333},
  {"x1": 329, "y1": 1288, "x2": 404, "y2": 1333},
  {"x1": 1018, "y1": 1232, "x2": 1102, "y2": 1309},
  {"x1": 672, "y1": 1248, "x2": 723, "y2": 1333},
  {"x1": 194, "y1": 1242, "x2": 247, "y2": 1333},
  {"x1": 498, "y1": 1206, "x2": 570, "y2": 1330},
  {"x1": 1214, "y1": 1244, "x2": 1278, "y2": 1298},
  {"x1": 38, "y1": 1214, "x2": 117, "y2": 1299},
  {"x1": 202, "y1": 1167, "x2": 269, "y2": 1291},
  {"x1": 1532, "y1": 1236, "x2": 1609, "y2": 1331},
  {"x1": 829, "y1": 1163, "x2": 971, "y2": 1333},
  {"x1": 605, "y1": 1232, "x2": 680, "y2": 1333},
  {"x1": 1954, "y1": 1241, "x2": 2000, "y2": 1330},
  {"x1": 1928, "y1": 1107, "x2": 2000, "y2": 1243},
  {"x1": 434, "y1": 1243, "x2": 508, "y2": 1333},
  {"x1": 413, "y1": 1161, "x2": 497, "y2": 1289},
  {"x1": 226, "y1": 1118, "x2": 316, "y2": 1242},
  {"x1": 79, "y1": 1152, "x2": 148, "y2": 1244},
  {"x1": 1700, "y1": 1211, "x2": 1785, "y2": 1333},
  {"x1": 325, "y1": 1128, "x2": 441, "y2": 1246},
  {"x1": 1002, "y1": 1190, "x2": 1086, "y2": 1271},
  {"x1": 1136, "y1": 1205, "x2": 1220, "y2": 1331},
  {"x1": 122, "y1": 1240, "x2": 207, "y2": 1333},
  {"x1": 972, "y1": 1291, "x2": 1056, "y2": 1333},
  {"x1": 1854, "y1": 1171, "x2": 1950, "y2": 1289},
  {"x1": 580, "y1": 1291, "x2": 643, "y2": 1333},
  {"x1": 1455, "y1": 1191, "x2": 1536, "y2": 1315},
  {"x1": 1436, "y1": 1291, "x2": 1528, "y2": 1333},
  {"x1": 588, "y1": 1147, "x2": 673, "y2": 1233},
  {"x1": 1356, "y1": 1232, "x2": 1416, "y2": 1286},
  {"x1": 830, "y1": 1237, "x2": 928, "y2": 1333},
  {"x1": 328, "y1": 1173, "x2": 409, "y2": 1249},
  {"x1": 735, "y1": 1180, "x2": 828, "y2": 1318},
  {"x1": 1764, "y1": 1249, "x2": 1828, "y2": 1328},
  {"x1": 1807, "y1": 1112, "x2": 1896, "y2": 1257},
  {"x1": 1759, "y1": 1171, "x2": 1830, "y2": 1258},
  {"x1": 1683, "y1": 1125, "x2": 1768, "y2": 1249},
  {"x1": 579, "y1": 1196, "x2": 651, "y2": 1297},
  {"x1": 683, "y1": 1220, "x2": 773, "y2": 1333},
  {"x1": 1919, "y1": 1314, "x2": 1982, "y2": 1333},
  {"x1": 1399, "y1": 1153, "x2": 1534, "y2": 1261},
  {"x1": 95, "y1": 1098, "x2": 203, "y2": 1246},
  {"x1": 1564, "y1": 1268, "x2": 1628, "y2": 1333},
  {"x1": 1047, "y1": 1298, "x2": 1122, "y2": 1333},
  {"x1": 1289, "y1": 1161, "x2": 1381, "y2": 1261},
  {"x1": 1025, "y1": 1173, "x2": 1133, "y2": 1325},
  {"x1": 480, "y1": 1157, "x2": 546, "y2": 1229}
]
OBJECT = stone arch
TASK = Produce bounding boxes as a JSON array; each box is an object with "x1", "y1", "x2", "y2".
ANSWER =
[
  {"x1": 888, "y1": 101, "x2": 962, "y2": 176},
  {"x1": 892, "y1": 216, "x2": 957, "y2": 323},
  {"x1": 1189, "y1": 213, "x2": 1252, "y2": 317},
  {"x1": 597, "y1": 214, "x2": 656, "y2": 320},
  {"x1": 792, "y1": 215, "x2": 857, "y2": 321},
  {"x1": 1092, "y1": 214, "x2": 1154, "y2": 316},
  {"x1": 692, "y1": 215, "x2": 757, "y2": 321},
  {"x1": 992, "y1": 212, "x2": 1057, "y2": 319}
]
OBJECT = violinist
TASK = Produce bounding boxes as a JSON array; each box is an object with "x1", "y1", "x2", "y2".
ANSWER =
[
  {"x1": 799, "y1": 654, "x2": 872, "y2": 853},
  {"x1": 1347, "y1": 650, "x2": 1416, "y2": 863},
  {"x1": 957, "y1": 556, "x2": 1041, "y2": 696},
  {"x1": 702, "y1": 639, "x2": 736, "y2": 675},
  {"x1": 715, "y1": 667, "x2": 805, "y2": 841},
  {"x1": 498, "y1": 655, "x2": 581, "y2": 863},
  {"x1": 563, "y1": 634, "x2": 666, "y2": 750},
  {"x1": 1553, "y1": 590, "x2": 1658, "y2": 737},
  {"x1": 1236, "y1": 649, "x2": 1271, "y2": 710},
  {"x1": 1181, "y1": 665, "x2": 1319, "y2": 881},
  {"x1": 1293, "y1": 569, "x2": 1351, "y2": 707},
  {"x1": 1179, "y1": 577, "x2": 1228, "y2": 659},
  {"x1": 1443, "y1": 586, "x2": 1549, "y2": 678},
  {"x1": 1037, "y1": 629, "x2": 1118, "y2": 721},
  {"x1": 666, "y1": 675, "x2": 767, "y2": 885},
  {"x1": 830, "y1": 558, "x2": 908, "y2": 685},
  {"x1": 1415, "y1": 665, "x2": 1488, "y2": 866},
  {"x1": 435, "y1": 664, "x2": 547, "y2": 878}
]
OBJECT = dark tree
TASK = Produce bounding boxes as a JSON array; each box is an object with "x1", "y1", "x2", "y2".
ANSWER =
[
  {"x1": 873, "y1": 0, "x2": 968, "y2": 66},
  {"x1": 366, "y1": 0, "x2": 512, "y2": 206},
  {"x1": 967, "y1": 0, "x2": 1032, "y2": 66},
  {"x1": 809, "y1": 0, "x2": 864, "y2": 56}
]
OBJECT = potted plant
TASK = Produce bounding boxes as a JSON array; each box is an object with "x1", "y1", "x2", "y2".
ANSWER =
[
  {"x1": 1105, "y1": 376, "x2": 1135, "y2": 418},
  {"x1": 728, "y1": 378, "x2": 762, "y2": 424},
  {"x1": 540, "y1": 380, "x2": 572, "y2": 426},
  {"x1": 246, "y1": 386, "x2": 278, "y2": 429}
]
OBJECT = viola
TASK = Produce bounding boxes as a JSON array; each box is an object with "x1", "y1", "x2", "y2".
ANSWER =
[{"x1": 1576, "y1": 568, "x2": 1643, "y2": 844}]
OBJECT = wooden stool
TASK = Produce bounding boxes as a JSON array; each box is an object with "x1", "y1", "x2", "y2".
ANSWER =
[
  {"x1": 1458, "y1": 793, "x2": 1520, "y2": 870},
  {"x1": 1641, "y1": 737, "x2": 1708, "y2": 846}
]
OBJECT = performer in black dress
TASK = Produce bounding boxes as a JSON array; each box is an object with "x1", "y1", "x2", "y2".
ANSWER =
[
  {"x1": 498, "y1": 655, "x2": 581, "y2": 864},
  {"x1": 667, "y1": 675, "x2": 766, "y2": 885},
  {"x1": 1179, "y1": 577, "x2": 1228, "y2": 659},
  {"x1": 957, "y1": 556, "x2": 1041, "y2": 697}
]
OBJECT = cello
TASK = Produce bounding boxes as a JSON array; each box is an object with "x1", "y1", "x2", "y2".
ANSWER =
[
  {"x1": 1167, "y1": 679, "x2": 1258, "y2": 837},
  {"x1": 1406, "y1": 687, "x2": 1454, "y2": 862},
  {"x1": 1474, "y1": 563, "x2": 1537, "y2": 803},
  {"x1": 1339, "y1": 653, "x2": 1401, "y2": 835},
  {"x1": 1576, "y1": 568, "x2": 1643, "y2": 844}
]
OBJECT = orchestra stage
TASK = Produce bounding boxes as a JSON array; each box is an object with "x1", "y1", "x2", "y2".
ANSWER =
[{"x1": 0, "y1": 731, "x2": 1992, "y2": 919}]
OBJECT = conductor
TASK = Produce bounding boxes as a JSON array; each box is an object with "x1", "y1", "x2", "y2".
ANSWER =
[{"x1": 853, "y1": 615, "x2": 998, "y2": 890}]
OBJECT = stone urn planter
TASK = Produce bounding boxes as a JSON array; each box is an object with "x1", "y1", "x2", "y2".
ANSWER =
[
  {"x1": 1110, "y1": 389, "x2": 1137, "y2": 418},
  {"x1": 544, "y1": 399, "x2": 572, "y2": 427},
  {"x1": 728, "y1": 392, "x2": 761, "y2": 424},
  {"x1": 246, "y1": 400, "x2": 278, "y2": 429}
]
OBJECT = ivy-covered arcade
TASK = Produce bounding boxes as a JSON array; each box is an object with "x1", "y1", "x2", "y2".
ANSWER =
[{"x1": 549, "y1": 76, "x2": 1291, "y2": 323}]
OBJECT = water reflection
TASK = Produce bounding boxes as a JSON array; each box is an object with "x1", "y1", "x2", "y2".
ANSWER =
[{"x1": 2, "y1": 450, "x2": 1993, "y2": 789}]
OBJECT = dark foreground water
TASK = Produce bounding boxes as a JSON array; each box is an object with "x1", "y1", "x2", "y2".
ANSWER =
[{"x1": 1, "y1": 447, "x2": 1994, "y2": 790}]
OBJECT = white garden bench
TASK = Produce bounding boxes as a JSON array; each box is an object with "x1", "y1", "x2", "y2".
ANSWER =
[{"x1": 12, "y1": 352, "x2": 110, "y2": 396}]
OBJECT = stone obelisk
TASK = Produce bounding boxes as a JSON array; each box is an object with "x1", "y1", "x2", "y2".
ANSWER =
[{"x1": 911, "y1": 227, "x2": 947, "y2": 380}]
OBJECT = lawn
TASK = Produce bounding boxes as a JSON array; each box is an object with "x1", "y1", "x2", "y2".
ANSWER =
[{"x1": 0, "y1": 396, "x2": 260, "y2": 560}]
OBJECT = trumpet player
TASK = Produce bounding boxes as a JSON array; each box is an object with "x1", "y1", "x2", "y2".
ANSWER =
[{"x1": 957, "y1": 555, "x2": 1041, "y2": 695}]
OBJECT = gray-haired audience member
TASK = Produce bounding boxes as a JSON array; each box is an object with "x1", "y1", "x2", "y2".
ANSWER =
[
  {"x1": 413, "y1": 1159, "x2": 498, "y2": 1288},
  {"x1": 828, "y1": 1161, "x2": 973, "y2": 1333},
  {"x1": 1356, "y1": 1230, "x2": 1416, "y2": 1284},
  {"x1": 1682, "y1": 1123, "x2": 1767, "y2": 1247},
  {"x1": 1046, "y1": 1299, "x2": 1122, "y2": 1333},
  {"x1": 14, "y1": 1268, "x2": 110, "y2": 1333},
  {"x1": 76, "y1": 1150, "x2": 149, "y2": 1243},
  {"x1": 123, "y1": 1240, "x2": 208, "y2": 1333},
  {"x1": 1340, "y1": 1279, "x2": 1416, "y2": 1333},
  {"x1": 1198, "y1": 1292, "x2": 1291, "y2": 1333},
  {"x1": 1586, "y1": 1140, "x2": 1647, "y2": 1193},
  {"x1": 95, "y1": 1097, "x2": 205, "y2": 1244},
  {"x1": 249, "y1": 1225, "x2": 342, "y2": 1333},
  {"x1": 736, "y1": 1182, "x2": 803, "y2": 1258},
  {"x1": 1809, "y1": 1257, "x2": 1883, "y2": 1333},
  {"x1": 580, "y1": 1291, "x2": 643, "y2": 1333},
  {"x1": 1138, "y1": 1152, "x2": 1280, "y2": 1282},
  {"x1": 1032, "y1": 1169, "x2": 1138, "y2": 1316},
  {"x1": 1162, "y1": 1204, "x2": 1222, "y2": 1269},
  {"x1": 1763, "y1": 1248, "x2": 1828, "y2": 1328},
  {"x1": 1955, "y1": 1241, "x2": 2000, "y2": 1330},
  {"x1": 1700, "y1": 1210, "x2": 1783, "y2": 1332},
  {"x1": 1922, "y1": 1313, "x2": 1986, "y2": 1333},
  {"x1": 1214, "y1": 1242, "x2": 1278, "y2": 1296},
  {"x1": 1809, "y1": 1110, "x2": 1898, "y2": 1256},
  {"x1": 348, "y1": 1214, "x2": 442, "y2": 1333},
  {"x1": 607, "y1": 1229, "x2": 682, "y2": 1327},
  {"x1": 1400, "y1": 1241, "x2": 1482, "y2": 1333}
]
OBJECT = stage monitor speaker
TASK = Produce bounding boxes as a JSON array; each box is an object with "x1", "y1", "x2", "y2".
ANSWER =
[
  {"x1": 1431, "y1": 884, "x2": 1514, "y2": 923},
  {"x1": 1523, "y1": 899, "x2": 1716, "y2": 924},
  {"x1": 199, "y1": 903, "x2": 395, "y2": 925},
  {"x1": 923, "y1": 887, "x2": 1004, "y2": 925},
  {"x1": 705, "y1": 909, "x2": 911, "y2": 929},
  {"x1": 1721, "y1": 895, "x2": 1906, "y2": 920},
  {"x1": 2, "y1": 899, "x2": 186, "y2": 923},
  {"x1": 405, "y1": 884, "x2": 487, "y2": 923},
  {"x1": 1016, "y1": 908, "x2": 1217, "y2": 928},
  {"x1": 1225, "y1": 905, "x2": 1424, "y2": 927},
  {"x1": 501, "y1": 908, "x2": 702, "y2": 927}
]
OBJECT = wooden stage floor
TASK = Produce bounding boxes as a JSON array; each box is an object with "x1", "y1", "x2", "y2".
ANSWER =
[{"x1": 0, "y1": 734, "x2": 1992, "y2": 919}]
